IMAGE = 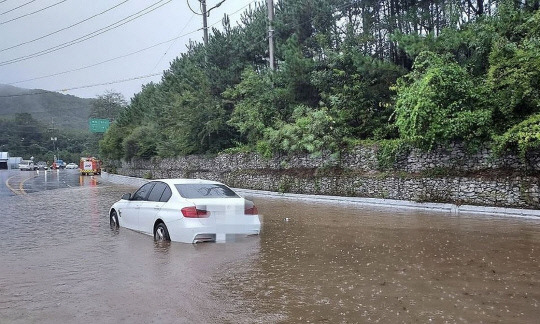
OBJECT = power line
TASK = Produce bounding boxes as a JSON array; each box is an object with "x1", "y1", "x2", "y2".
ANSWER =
[
  {"x1": 0, "y1": 0, "x2": 130, "y2": 52},
  {"x1": 7, "y1": 1, "x2": 256, "y2": 85},
  {"x1": 7, "y1": 34, "x2": 196, "y2": 85},
  {"x1": 0, "y1": 73, "x2": 162, "y2": 98},
  {"x1": 186, "y1": 0, "x2": 203, "y2": 15},
  {"x1": 0, "y1": 0, "x2": 68, "y2": 25},
  {"x1": 0, "y1": 0, "x2": 37, "y2": 16},
  {"x1": 0, "y1": 1, "x2": 168, "y2": 64},
  {"x1": 58, "y1": 73, "x2": 162, "y2": 92},
  {"x1": 152, "y1": 13, "x2": 196, "y2": 72},
  {"x1": 207, "y1": 0, "x2": 256, "y2": 29},
  {"x1": 0, "y1": 0, "x2": 172, "y2": 66},
  {"x1": 2, "y1": 0, "x2": 261, "y2": 99},
  {"x1": 9, "y1": 37, "x2": 192, "y2": 85}
]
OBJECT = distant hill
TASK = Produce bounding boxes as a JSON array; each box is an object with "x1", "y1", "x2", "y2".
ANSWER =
[{"x1": 0, "y1": 84, "x2": 94, "y2": 130}]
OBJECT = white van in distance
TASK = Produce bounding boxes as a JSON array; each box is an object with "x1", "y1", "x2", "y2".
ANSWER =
[{"x1": 18, "y1": 160, "x2": 35, "y2": 171}]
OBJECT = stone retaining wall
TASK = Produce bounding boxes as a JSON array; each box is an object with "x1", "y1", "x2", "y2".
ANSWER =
[{"x1": 110, "y1": 144, "x2": 540, "y2": 209}]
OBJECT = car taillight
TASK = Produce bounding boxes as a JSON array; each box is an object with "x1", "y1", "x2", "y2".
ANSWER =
[
  {"x1": 181, "y1": 206, "x2": 209, "y2": 218},
  {"x1": 245, "y1": 206, "x2": 258, "y2": 215},
  {"x1": 245, "y1": 201, "x2": 258, "y2": 215}
]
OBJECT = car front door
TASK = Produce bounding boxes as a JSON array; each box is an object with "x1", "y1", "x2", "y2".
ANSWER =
[
  {"x1": 137, "y1": 182, "x2": 172, "y2": 234},
  {"x1": 121, "y1": 182, "x2": 155, "y2": 231}
]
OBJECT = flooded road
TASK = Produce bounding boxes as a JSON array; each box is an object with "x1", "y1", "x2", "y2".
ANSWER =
[
  {"x1": 1, "y1": 174, "x2": 539, "y2": 323},
  {"x1": 1, "y1": 169, "x2": 90, "y2": 197}
]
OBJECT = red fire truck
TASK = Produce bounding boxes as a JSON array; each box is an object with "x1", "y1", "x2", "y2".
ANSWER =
[{"x1": 80, "y1": 157, "x2": 101, "y2": 175}]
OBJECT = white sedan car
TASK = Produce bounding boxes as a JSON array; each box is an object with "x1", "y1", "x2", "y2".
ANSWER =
[
  {"x1": 109, "y1": 179, "x2": 261, "y2": 243},
  {"x1": 65, "y1": 163, "x2": 78, "y2": 169}
]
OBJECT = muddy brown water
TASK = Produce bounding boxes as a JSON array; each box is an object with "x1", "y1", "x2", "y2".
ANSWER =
[{"x1": 0, "y1": 178, "x2": 538, "y2": 323}]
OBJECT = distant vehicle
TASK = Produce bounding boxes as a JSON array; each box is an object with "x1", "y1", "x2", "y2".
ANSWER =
[
  {"x1": 80, "y1": 157, "x2": 101, "y2": 175},
  {"x1": 65, "y1": 163, "x2": 78, "y2": 169},
  {"x1": 18, "y1": 160, "x2": 35, "y2": 171},
  {"x1": 51, "y1": 160, "x2": 66, "y2": 169},
  {"x1": 56, "y1": 159, "x2": 66, "y2": 169},
  {"x1": 109, "y1": 179, "x2": 261, "y2": 243},
  {"x1": 36, "y1": 161, "x2": 48, "y2": 170}
]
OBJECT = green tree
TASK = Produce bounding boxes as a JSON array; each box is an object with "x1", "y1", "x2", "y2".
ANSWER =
[
  {"x1": 122, "y1": 124, "x2": 158, "y2": 160},
  {"x1": 156, "y1": 57, "x2": 234, "y2": 156},
  {"x1": 89, "y1": 91, "x2": 127, "y2": 120},
  {"x1": 312, "y1": 50, "x2": 405, "y2": 140},
  {"x1": 100, "y1": 123, "x2": 129, "y2": 161},
  {"x1": 393, "y1": 52, "x2": 492, "y2": 150},
  {"x1": 262, "y1": 105, "x2": 340, "y2": 156},
  {"x1": 488, "y1": 7, "x2": 540, "y2": 132},
  {"x1": 225, "y1": 68, "x2": 288, "y2": 146}
]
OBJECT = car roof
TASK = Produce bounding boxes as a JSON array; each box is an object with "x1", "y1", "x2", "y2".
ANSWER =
[{"x1": 151, "y1": 178, "x2": 225, "y2": 186}]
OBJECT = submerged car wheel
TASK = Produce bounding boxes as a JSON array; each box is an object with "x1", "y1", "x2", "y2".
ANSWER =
[
  {"x1": 110, "y1": 210, "x2": 119, "y2": 230},
  {"x1": 154, "y1": 223, "x2": 170, "y2": 241}
]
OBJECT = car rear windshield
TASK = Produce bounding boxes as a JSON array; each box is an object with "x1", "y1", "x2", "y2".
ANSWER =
[{"x1": 174, "y1": 184, "x2": 239, "y2": 199}]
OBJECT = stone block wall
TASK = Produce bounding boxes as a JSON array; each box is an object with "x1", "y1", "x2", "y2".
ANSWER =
[{"x1": 112, "y1": 144, "x2": 540, "y2": 209}]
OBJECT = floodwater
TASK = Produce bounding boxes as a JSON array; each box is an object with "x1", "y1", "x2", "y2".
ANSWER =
[
  {"x1": 1, "y1": 169, "x2": 88, "y2": 197},
  {"x1": 0, "y1": 177, "x2": 539, "y2": 323}
]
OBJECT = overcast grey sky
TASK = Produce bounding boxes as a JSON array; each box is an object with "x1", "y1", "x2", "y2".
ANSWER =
[{"x1": 0, "y1": 0, "x2": 261, "y2": 100}]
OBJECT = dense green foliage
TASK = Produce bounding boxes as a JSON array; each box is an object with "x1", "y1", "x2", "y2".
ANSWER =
[
  {"x1": 393, "y1": 51, "x2": 492, "y2": 150},
  {"x1": 494, "y1": 113, "x2": 540, "y2": 159},
  {"x1": 99, "y1": 0, "x2": 540, "y2": 162}
]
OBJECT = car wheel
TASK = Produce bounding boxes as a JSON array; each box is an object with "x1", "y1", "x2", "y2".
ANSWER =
[
  {"x1": 110, "y1": 210, "x2": 119, "y2": 230},
  {"x1": 154, "y1": 222, "x2": 170, "y2": 241}
]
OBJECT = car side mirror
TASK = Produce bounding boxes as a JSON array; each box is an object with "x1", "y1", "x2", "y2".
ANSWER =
[{"x1": 121, "y1": 193, "x2": 131, "y2": 200}]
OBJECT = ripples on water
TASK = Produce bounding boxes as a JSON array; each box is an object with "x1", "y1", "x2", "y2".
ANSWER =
[
  {"x1": 220, "y1": 198, "x2": 540, "y2": 323},
  {"x1": 0, "y1": 182, "x2": 539, "y2": 323},
  {"x1": 0, "y1": 185, "x2": 262, "y2": 323}
]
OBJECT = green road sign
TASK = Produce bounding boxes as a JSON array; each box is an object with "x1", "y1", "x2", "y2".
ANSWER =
[{"x1": 89, "y1": 119, "x2": 110, "y2": 133}]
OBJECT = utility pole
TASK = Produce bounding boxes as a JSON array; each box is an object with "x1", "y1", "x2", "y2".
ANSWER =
[
  {"x1": 194, "y1": 0, "x2": 227, "y2": 46},
  {"x1": 200, "y1": 0, "x2": 209, "y2": 46},
  {"x1": 267, "y1": 0, "x2": 275, "y2": 70}
]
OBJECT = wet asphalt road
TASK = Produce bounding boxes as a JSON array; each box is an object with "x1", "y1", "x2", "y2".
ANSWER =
[
  {"x1": 0, "y1": 170, "x2": 539, "y2": 323},
  {"x1": 1, "y1": 169, "x2": 87, "y2": 197}
]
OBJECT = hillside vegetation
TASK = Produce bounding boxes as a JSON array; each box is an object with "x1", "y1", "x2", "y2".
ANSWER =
[
  {"x1": 99, "y1": 0, "x2": 540, "y2": 162},
  {"x1": 0, "y1": 84, "x2": 93, "y2": 130},
  {"x1": 0, "y1": 88, "x2": 124, "y2": 162}
]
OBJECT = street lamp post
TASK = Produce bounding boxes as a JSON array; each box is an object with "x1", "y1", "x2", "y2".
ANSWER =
[{"x1": 51, "y1": 137, "x2": 58, "y2": 167}]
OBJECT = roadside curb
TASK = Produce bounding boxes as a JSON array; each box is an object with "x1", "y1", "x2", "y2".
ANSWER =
[
  {"x1": 101, "y1": 172, "x2": 540, "y2": 219},
  {"x1": 101, "y1": 172, "x2": 149, "y2": 188},
  {"x1": 234, "y1": 189, "x2": 540, "y2": 219}
]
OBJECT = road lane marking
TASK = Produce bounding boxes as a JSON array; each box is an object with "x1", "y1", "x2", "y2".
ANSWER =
[
  {"x1": 6, "y1": 173, "x2": 38, "y2": 195},
  {"x1": 5, "y1": 175, "x2": 20, "y2": 195},
  {"x1": 21, "y1": 173, "x2": 40, "y2": 194},
  {"x1": 19, "y1": 177, "x2": 27, "y2": 195}
]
